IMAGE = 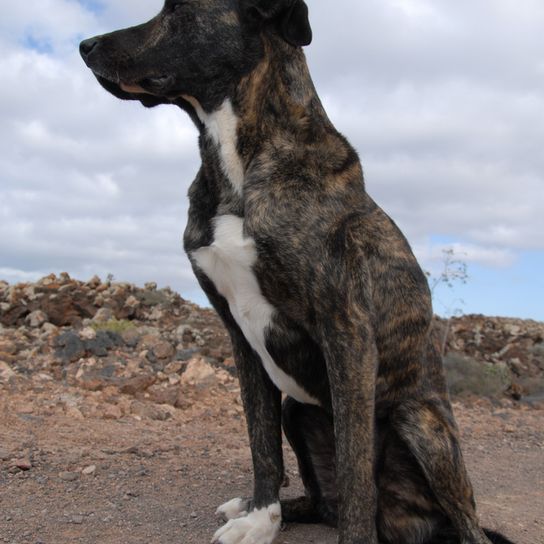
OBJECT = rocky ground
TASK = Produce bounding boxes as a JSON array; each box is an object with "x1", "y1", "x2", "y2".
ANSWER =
[{"x1": 0, "y1": 274, "x2": 543, "y2": 544}]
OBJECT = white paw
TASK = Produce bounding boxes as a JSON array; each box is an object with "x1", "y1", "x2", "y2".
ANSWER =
[
  {"x1": 212, "y1": 502, "x2": 281, "y2": 544},
  {"x1": 216, "y1": 498, "x2": 249, "y2": 521}
]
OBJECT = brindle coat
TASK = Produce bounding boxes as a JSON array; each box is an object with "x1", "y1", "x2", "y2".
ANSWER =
[{"x1": 80, "y1": 1, "x2": 514, "y2": 543}]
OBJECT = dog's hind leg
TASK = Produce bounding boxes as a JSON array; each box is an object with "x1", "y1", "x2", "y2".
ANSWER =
[
  {"x1": 281, "y1": 397, "x2": 339, "y2": 526},
  {"x1": 392, "y1": 398, "x2": 491, "y2": 544}
]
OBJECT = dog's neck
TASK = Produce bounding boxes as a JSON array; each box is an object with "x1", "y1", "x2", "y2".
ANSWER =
[
  {"x1": 184, "y1": 35, "x2": 336, "y2": 197},
  {"x1": 234, "y1": 35, "x2": 334, "y2": 144}
]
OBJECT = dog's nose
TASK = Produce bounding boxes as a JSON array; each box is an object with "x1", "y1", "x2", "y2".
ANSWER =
[{"x1": 79, "y1": 38, "x2": 98, "y2": 60}]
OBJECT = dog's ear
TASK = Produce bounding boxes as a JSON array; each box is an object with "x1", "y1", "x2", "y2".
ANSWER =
[
  {"x1": 242, "y1": 0, "x2": 313, "y2": 47},
  {"x1": 282, "y1": 0, "x2": 312, "y2": 47}
]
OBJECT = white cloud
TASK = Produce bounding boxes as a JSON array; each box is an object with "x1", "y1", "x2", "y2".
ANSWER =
[
  {"x1": 415, "y1": 241, "x2": 515, "y2": 270},
  {"x1": 0, "y1": 0, "x2": 98, "y2": 55},
  {"x1": 0, "y1": 0, "x2": 543, "y2": 316}
]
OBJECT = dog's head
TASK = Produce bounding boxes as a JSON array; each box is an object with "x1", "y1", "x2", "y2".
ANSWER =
[{"x1": 80, "y1": 0, "x2": 312, "y2": 112}]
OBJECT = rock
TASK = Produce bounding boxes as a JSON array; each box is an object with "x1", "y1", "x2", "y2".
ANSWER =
[
  {"x1": 176, "y1": 348, "x2": 200, "y2": 361},
  {"x1": 506, "y1": 383, "x2": 523, "y2": 400},
  {"x1": 119, "y1": 374, "x2": 156, "y2": 396},
  {"x1": 130, "y1": 401, "x2": 172, "y2": 421},
  {"x1": 145, "y1": 349, "x2": 157, "y2": 365},
  {"x1": 25, "y1": 310, "x2": 48, "y2": 328},
  {"x1": 38, "y1": 273, "x2": 57, "y2": 286},
  {"x1": 102, "y1": 404, "x2": 123, "y2": 420},
  {"x1": 124, "y1": 491, "x2": 139, "y2": 499},
  {"x1": 87, "y1": 275, "x2": 101, "y2": 288},
  {"x1": 16, "y1": 402, "x2": 35, "y2": 415},
  {"x1": 0, "y1": 340, "x2": 17, "y2": 355},
  {"x1": 180, "y1": 358, "x2": 219, "y2": 388},
  {"x1": 138, "y1": 334, "x2": 163, "y2": 351},
  {"x1": 152, "y1": 341, "x2": 175, "y2": 360},
  {"x1": 79, "y1": 327, "x2": 97, "y2": 341},
  {"x1": 77, "y1": 373, "x2": 112, "y2": 392},
  {"x1": 217, "y1": 370, "x2": 233, "y2": 384},
  {"x1": 144, "y1": 282, "x2": 157, "y2": 291},
  {"x1": 13, "y1": 459, "x2": 32, "y2": 471},
  {"x1": 147, "y1": 307, "x2": 164, "y2": 321},
  {"x1": 164, "y1": 361, "x2": 184, "y2": 374},
  {"x1": 65, "y1": 406, "x2": 84, "y2": 419},
  {"x1": 41, "y1": 322, "x2": 58, "y2": 336},
  {"x1": 1, "y1": 274, "x2": 543, "y2": 414},
  {"x1": 147, "y1": 384, "x2": 179, "y2": 406},
  {"x1": 121, "y1": 327, "x2": 141, "y2": 347},
  {"x1": 223, "y1": 357, "x2": 236, "y2": 369},
  {"x1": 85, "y1": 331, "x2": 123, "y2": 357},
  {"x1": 124, "y1": 296, "x2": 140, "y2": 310},
  {"x1": 174, "y1": 324, "x2": 191, "y2": 340},
  {"x1": 505, "y1": 324, "x2": 522, "y2": 336},
  {"x1": 59, "y1": 471, "x2": 79, "y2": 482},
  {"x1": 92, "y1": 308, "x2": 114, "y2": 323},
  {"x1": 0, "y1": 361, "x2": 16, "y2": 380},
  {"x1": 41, "y1": 290, "x2": 96, "y2": 327},
  {"x1": 55, "y1": 332, "x2": 86, "y2": 363},
  {"x1": 82, "y1": 465, "x2": 96, "y2": 475}
]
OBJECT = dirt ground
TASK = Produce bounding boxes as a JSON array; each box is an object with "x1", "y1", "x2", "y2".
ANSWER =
[{"x1": 1, "y1": 390, "x2": 542, "y2": 544}]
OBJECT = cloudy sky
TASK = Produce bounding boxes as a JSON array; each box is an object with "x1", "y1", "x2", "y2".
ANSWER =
[{"x1": 1, "y1": 0, "x2": 543, "y2": 320}]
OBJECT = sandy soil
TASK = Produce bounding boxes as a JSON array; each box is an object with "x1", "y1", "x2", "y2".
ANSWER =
[{"x1": 1, "y1": 393, "x2": 542, "y2": 544}]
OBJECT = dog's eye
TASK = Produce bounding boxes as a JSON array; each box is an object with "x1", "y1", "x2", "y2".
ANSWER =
[{"x1": 171, "y1": 1, "x2": 186, "y2": 13}]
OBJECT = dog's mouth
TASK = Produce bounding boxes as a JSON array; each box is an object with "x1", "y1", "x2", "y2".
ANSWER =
[
  {"x1": 91, "y1": 72, "x2": 177, "y2": 108},
  {"x1": 121, "y1": 75, "x2": 175, "y2": 95},
  {"x1": 92, "y1": 70, "x2": 176, "y2": 98}
]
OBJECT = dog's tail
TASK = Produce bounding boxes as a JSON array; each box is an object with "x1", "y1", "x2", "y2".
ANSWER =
[{"x1": 483, "y1": 528, "x2": 516, "y2": 544}]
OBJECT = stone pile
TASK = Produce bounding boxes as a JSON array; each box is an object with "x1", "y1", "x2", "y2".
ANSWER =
[
  {"x1": 1, "y1": 274, "x2": 543, "y2": 418},
  {"x1": 438, "y1": 315, "x2": 544, "y2": 399},
  {"x1": 0, "y1": 274, "x2": 236, "y2": 421}
]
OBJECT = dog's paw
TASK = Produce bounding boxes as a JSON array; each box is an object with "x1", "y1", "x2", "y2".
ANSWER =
[
  {"x1": 212, "y1": 502, "x2": 281, "y2": 544},
  {"x1": 216, "y1": 498, "x2": 250, "y2": 521}
]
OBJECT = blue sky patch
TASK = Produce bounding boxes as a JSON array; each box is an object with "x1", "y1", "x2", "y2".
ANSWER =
[
  {"x1": 77, "y1": 0, "x2": 104, "y2": 14},
  {"x1": 22, "y1": 33, "x2": 54, "y2": 54},
  {"x1": 433, "y1": 251, "x2": 544, "y2": 321}
]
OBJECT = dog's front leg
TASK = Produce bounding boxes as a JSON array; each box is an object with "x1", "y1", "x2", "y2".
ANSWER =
[
  {"x1": 213, "y1": 328, "x2": 284, "y2": 544},
  {"x1": 321, "y1": 319, "x2": 379, "y2": 544}
]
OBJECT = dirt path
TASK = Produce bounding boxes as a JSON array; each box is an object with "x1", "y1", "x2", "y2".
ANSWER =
[{"x1": 1, "y1": 397, "x2": 542, "y2": 544}]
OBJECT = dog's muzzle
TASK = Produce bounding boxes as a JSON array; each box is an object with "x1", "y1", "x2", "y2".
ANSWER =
[{"x1": 79, "y1": 37, "x2": 175, "y2": 97}]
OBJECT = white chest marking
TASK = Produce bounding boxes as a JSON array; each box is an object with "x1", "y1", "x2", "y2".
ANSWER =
[
  {"x1": 193, "y1": 215, "x2": 319, "y2": 406},
  {"x1": 183, "y1": 96, "x2": 245, "y2": 194}
]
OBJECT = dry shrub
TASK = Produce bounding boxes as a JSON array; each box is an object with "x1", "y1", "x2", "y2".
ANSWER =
[
  {"x1": 444, "y1": 353, "x2": 511, "y2": 399},
  {"x1": 91, "y1": 318, "x2": 135, "y2": 334}
]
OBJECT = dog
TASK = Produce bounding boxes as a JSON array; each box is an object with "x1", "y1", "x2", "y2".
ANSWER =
[{"x1": 80, "y1": 2, "x2": 516, "y2": 543}]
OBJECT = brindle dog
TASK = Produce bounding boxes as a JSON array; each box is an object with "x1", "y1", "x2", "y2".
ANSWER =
[{"x1": 80, "y1": 2, "x2": 516, "y2": 543}]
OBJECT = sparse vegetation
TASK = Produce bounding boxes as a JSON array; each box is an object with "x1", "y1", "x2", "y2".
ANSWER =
[
  {"x1": 427, "y1": 248, "x2": 469, "y2": 297},
  {"x1": 517, "y1": 376, "x2": 544, "y2": 399},
  {"x1": 426, "y1": 248, "x2": 469, "y2": 354},
  {"x1": 90, "y1": 318, "x2": 135, "y2": 335},
  {"x1": 444, "y1": 353, "x2": 511, "y2": 398}
]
